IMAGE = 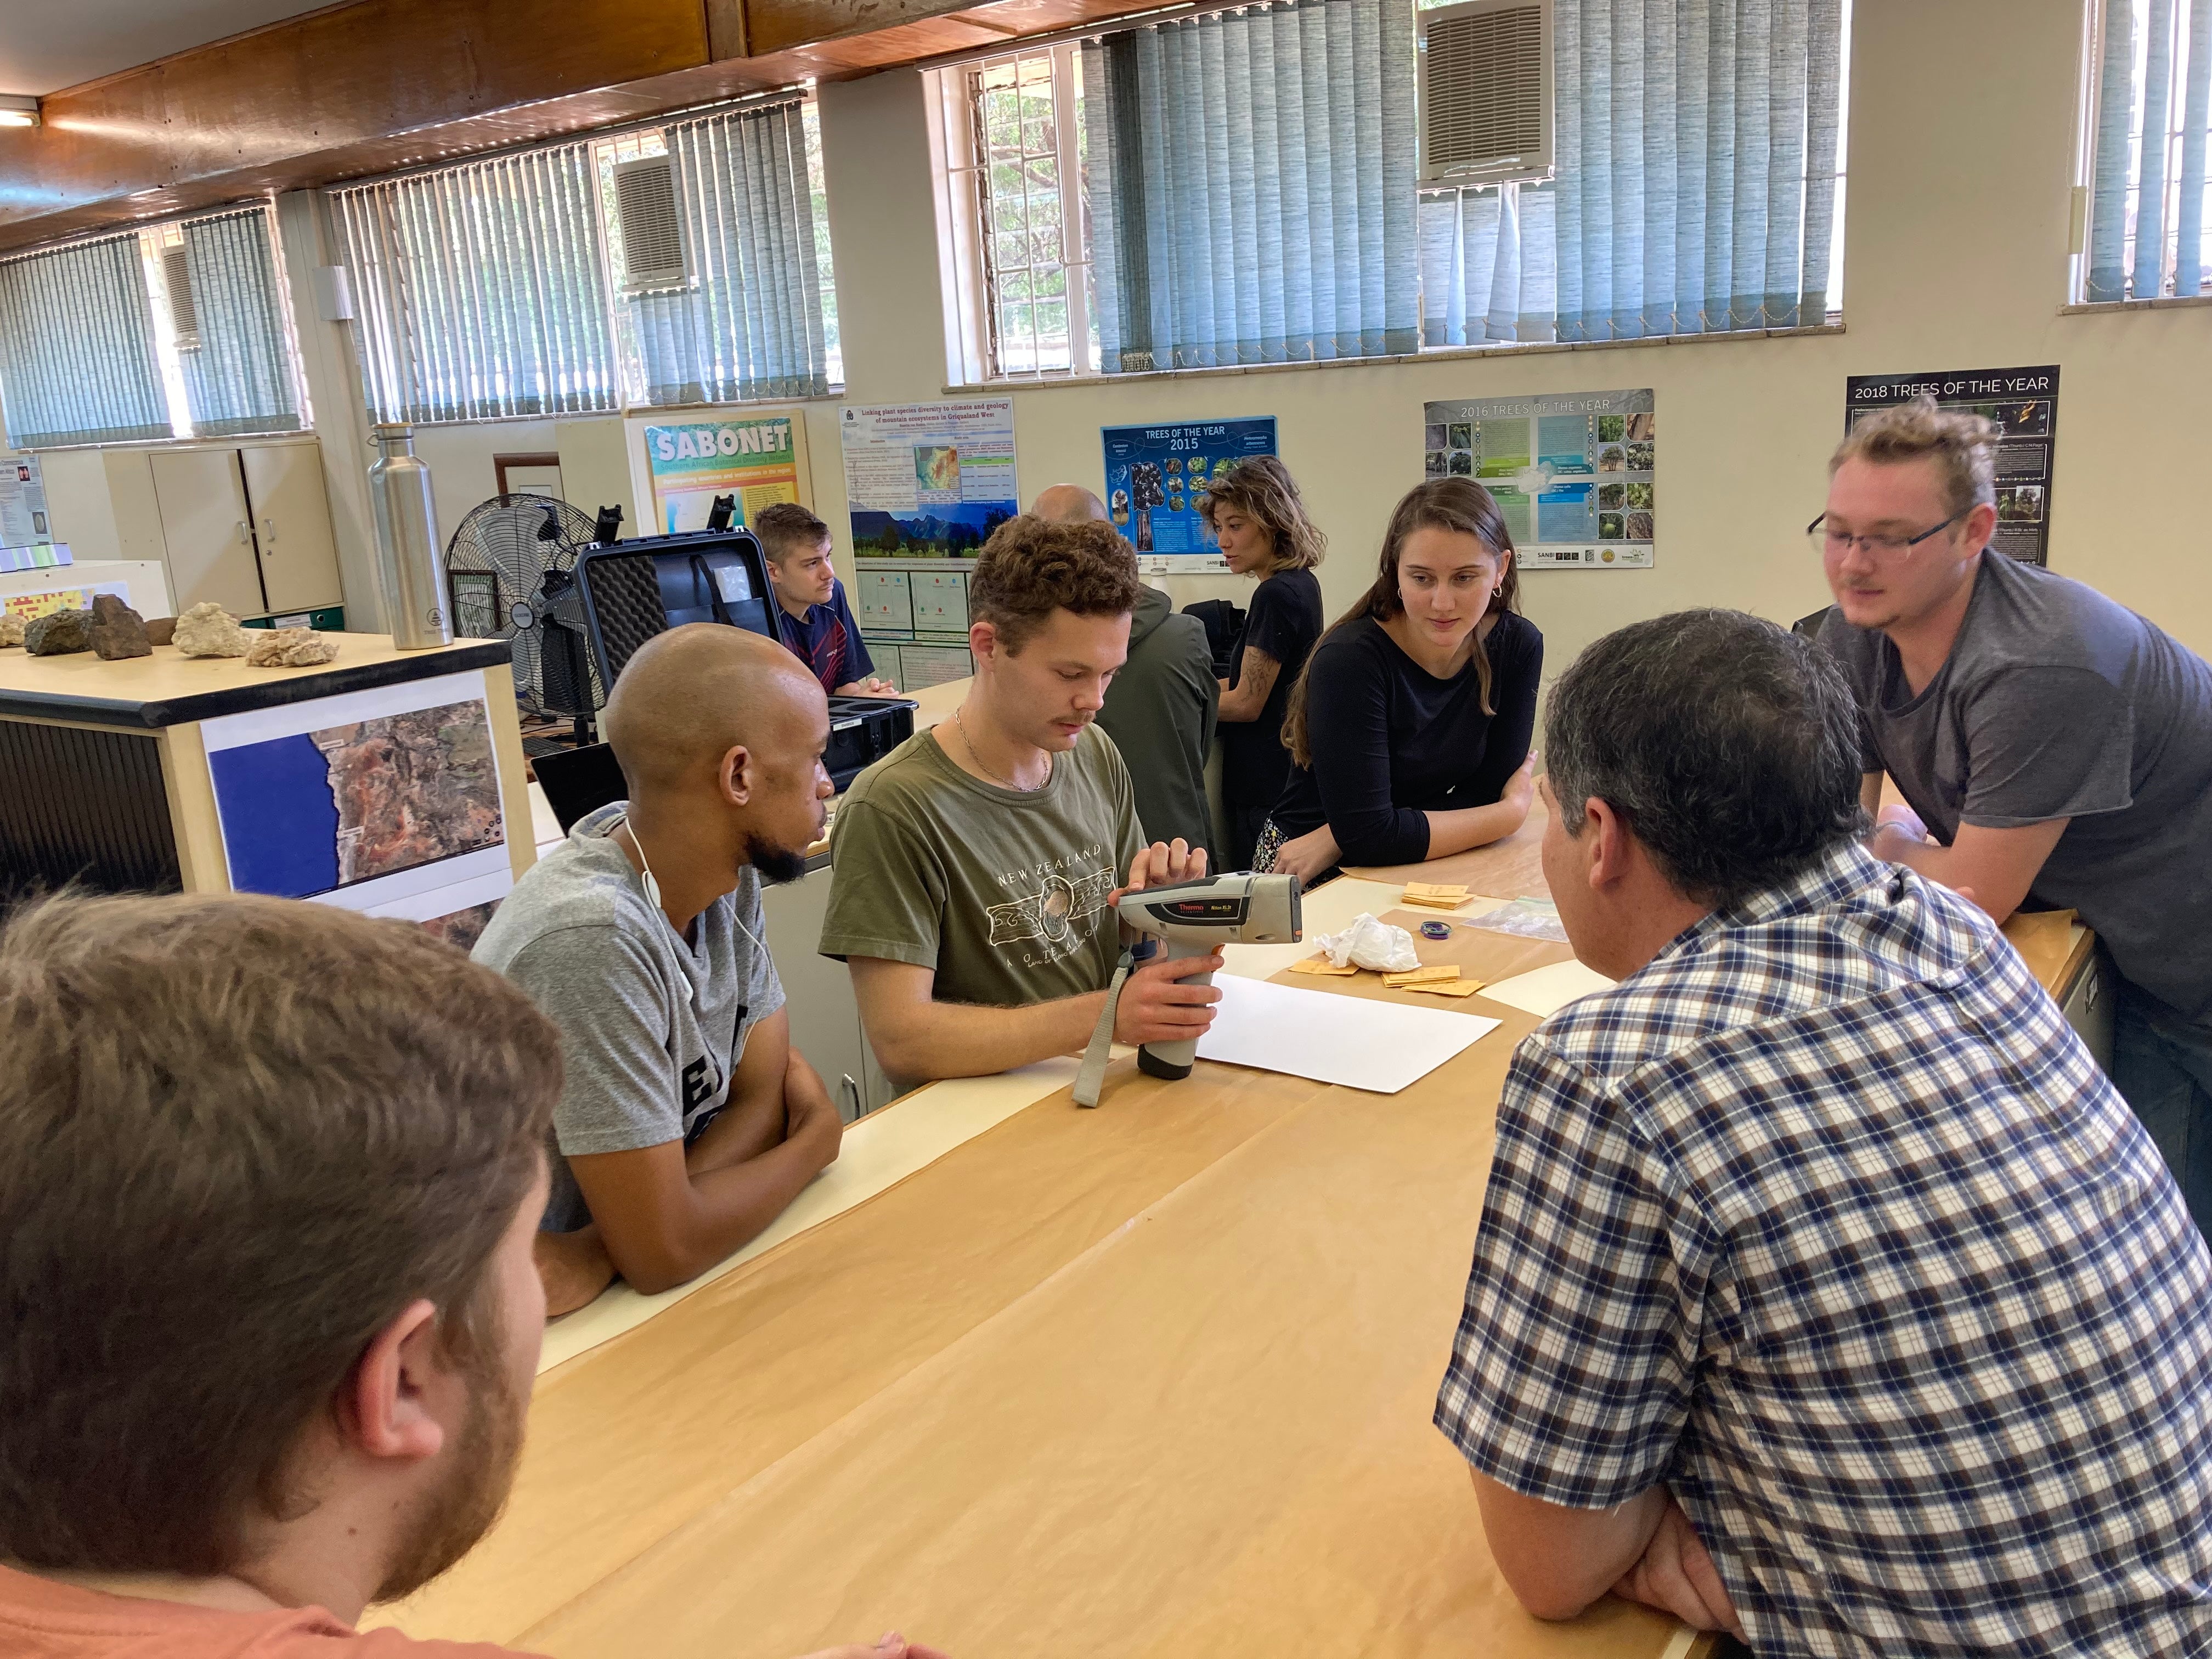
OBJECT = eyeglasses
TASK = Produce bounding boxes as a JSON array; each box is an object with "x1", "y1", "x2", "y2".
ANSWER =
[{"x1": 1807, "y1": 512, "x2": 1962, "y2": 559}]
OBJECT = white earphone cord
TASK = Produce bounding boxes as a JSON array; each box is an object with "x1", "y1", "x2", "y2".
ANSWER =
[{"x1": 630, "y1": 824, "x2": 768, "y2": 956}]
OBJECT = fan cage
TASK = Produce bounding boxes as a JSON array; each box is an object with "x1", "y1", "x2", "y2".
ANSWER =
[{"x1": 444, "y1": 493, "x2": 605, "y2": 717}]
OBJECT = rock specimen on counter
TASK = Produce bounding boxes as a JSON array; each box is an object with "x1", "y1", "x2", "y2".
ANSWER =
[
  {"x1": 0, "y1": 613, "x2": 23, "y2": 648},
  {"x1": 24, "y1": 608, "x2": 92, "y2": 656},
  {"x1": 87, "y1": 594, "x2": 152, "y2": 660},
  {"x1": 173, "y1": 601, "x2": 252, "y2": 658},
  {"x1": 245, "y1": 627, "x2": 337, "y2": 668},
  {"x1": 145, "y1": 616, "x2": 177, "y2": 647}
]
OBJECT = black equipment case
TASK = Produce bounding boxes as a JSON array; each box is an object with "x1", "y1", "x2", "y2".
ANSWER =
[{"x1": 569, "y1": 528, "x2": 918, "y2": 797}]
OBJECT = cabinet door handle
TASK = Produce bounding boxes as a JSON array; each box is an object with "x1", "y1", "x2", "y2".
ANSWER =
[
  {"x1": 262, "y1": 517, "x2": 277, "y2": 548},
  {"x1": 235, "y1": 520, "x2": 252, "y2": 543},
  {"x1": 839, "y1": 1074, "x2": 861, "y2": 1120}
]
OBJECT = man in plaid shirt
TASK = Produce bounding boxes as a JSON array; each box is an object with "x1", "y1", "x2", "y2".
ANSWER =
[{"x1": 1435, "y1": 610, "x2": 2212, "y2": 1655}]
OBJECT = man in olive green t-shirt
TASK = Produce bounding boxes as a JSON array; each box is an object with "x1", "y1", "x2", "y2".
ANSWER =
[{"x1": 820, "y1": 516, "x2": 1224, "y2": 1084}]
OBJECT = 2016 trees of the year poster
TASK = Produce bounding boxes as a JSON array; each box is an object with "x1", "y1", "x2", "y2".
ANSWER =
[{"x1": 1422, "y1": 389, "x2": 1656, "y2": 570}]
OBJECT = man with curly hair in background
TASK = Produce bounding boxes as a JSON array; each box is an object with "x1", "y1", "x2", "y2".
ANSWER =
[{"x1": 819, "y1": 514, "x2": 1222, "y2": 1085}]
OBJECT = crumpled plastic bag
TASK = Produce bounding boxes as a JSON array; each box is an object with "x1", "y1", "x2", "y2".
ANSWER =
[
  {"x1": 1312, "y1": 912, "x2": 1421, "y2": 973},
  {"x1": 1460, "y1": 900, "x2": 1571, "y2": 944}
]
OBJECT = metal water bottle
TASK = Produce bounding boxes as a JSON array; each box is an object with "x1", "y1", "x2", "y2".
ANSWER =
[{"x1": 366, "y1": 424, "x2": 452, "y2": 648}]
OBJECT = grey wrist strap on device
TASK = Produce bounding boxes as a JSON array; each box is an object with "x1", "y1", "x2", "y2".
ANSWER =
[{"x1": 1073, "y1": 946, "x2": 1138, "y2": 1108}]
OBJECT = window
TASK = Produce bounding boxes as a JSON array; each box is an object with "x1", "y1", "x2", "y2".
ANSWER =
[
  {"x1": 1084, "y1": 0, "x2": 1422, "y2": 369},
  {"x1": 336, "y1": 141, "x2": 625, "y2": 424},
  {"x1": 2081, "y1": 0, "x2": 2212, "y2": 302},
  {"x1": 1426, "y1": 0, "x2": 1850, "y2": 343},
  {"x1": 0, "y1": 206, "x2": 304, "y2": 449},
  {"x1": 933, "y1": 44, "x2": 1097, "y2": 379},
  {"x1": 335, "y1": 95, "x2": 842, "y2": 426},
  {"x1": 153, "y1": 211, "x2": 309, "y2": 438},
  {"x1": 602, "y1": 101, "x2": 840, "y2": 403},
  {"x1": 930, "y1": 0, "x2": 1849, "y2": 383}
]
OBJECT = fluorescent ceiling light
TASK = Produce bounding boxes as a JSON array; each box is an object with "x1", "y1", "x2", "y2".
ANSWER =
[{"x1": 0, "y1": 95, "x2": 38, "y2": 129}]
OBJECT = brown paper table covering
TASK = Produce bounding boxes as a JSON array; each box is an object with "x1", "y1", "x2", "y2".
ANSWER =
[
  {"x1": 1345, "y1": 797, "x2": 1553, "y2": 901},
  {"x1": 379, "y1": 924, "x2": 1705, "y2": 1659},
  {"x1": 1348, "y1": 799, "x2": 2092, "y2": 1005}
]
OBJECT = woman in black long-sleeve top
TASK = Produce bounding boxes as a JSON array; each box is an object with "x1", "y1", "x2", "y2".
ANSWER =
[
  {"x1": 1205, "y1": 456, "x2": 1328, "y2": 872},
  {"x1": 1255, "y1": 477, "x2": 1540, "y2": 884}
]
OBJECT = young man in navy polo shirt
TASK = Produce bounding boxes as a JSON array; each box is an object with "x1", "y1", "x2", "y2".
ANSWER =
[{"x1": 755, "y1": 501, "x2": 897, "y2": 698}]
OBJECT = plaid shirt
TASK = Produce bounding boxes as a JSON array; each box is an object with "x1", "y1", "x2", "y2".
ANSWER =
[{"x1": 1436, "y1": 842, "x2": 2212, "y2": 1657}]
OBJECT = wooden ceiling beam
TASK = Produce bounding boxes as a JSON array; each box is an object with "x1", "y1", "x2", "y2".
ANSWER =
[{"x1": 0, "y1": 0, "x2": 1157, "y2": 255}]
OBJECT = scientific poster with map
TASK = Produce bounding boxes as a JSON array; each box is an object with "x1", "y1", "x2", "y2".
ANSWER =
[
  {"x1": 0, "y1": 454, "x2": 53, "y2": 553},
  {"x1": 1844, "y1": 365, "x2": 2059, "y2": 566},
  {"x1": 1421, "y1": 389, "x2": 1656, "y2": 570},
  {"x1": 642, "y1": 411, "x2": 810, "y2": 536},
  {"x1": 840, "y1": 399, "x2": 1018, "y2": 557},
  {"x1": 1101, "y1": 417, "x2": 1277, "y2": 560},
  {"x1": 202, "y1": 670, "x2": 513, "y2": 948}
]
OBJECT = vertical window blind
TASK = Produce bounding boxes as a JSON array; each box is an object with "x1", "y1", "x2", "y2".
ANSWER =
[
  {"x1": 334, "y1": 142, "x2": 623, "y2": 424},
  {"x1": 2086, "y1": 0, "x2": 2212, "y2": 301},
  {"x1": 1419, "y1": 181, "x2": 1559, "y2": 345},
  {"x1": 622, "y1": 101, "x2": 836, "y2": 403},
  {"x1": 1081, "y1": 0, "x2": 1421, "y2": 371},
  {"x1": 0, "y1": 234, "x2": 174, "y2": 448},
  {"x1": 176, "y1": 209, "x2": 306, "y2": 437},
  {"x1": 1422, "y1": 0, "x2": 1844, "y2": 345}
]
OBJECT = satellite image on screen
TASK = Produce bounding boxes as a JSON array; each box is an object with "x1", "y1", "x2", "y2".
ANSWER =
[{"x1": 208, "y1": 697, "x2": 505, "y2": 900}]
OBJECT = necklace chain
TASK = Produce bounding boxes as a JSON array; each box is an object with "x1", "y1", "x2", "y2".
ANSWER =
[{"x1": 953, "y1": 706, "x2": 1052, "y2": 793}]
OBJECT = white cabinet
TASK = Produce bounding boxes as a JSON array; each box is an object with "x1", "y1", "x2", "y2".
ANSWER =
[
  {"x1": 2060, "y1": 944, "x2": 2115, "y2": 1072},
  {"x1": 761, "y1": 861, "x2": 898, "y2": 1121},
  {"x1": 150, "y1": 448, "x2": 264, "y2": 618},
  {"x1": 54, "y1": 438, "x2": 344, "y2": 620},
  {"x1": 242, "y1": 443, "x2": 341, "y2": 614}
]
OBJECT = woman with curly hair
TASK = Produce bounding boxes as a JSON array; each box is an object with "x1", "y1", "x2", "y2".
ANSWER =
[{"x1": 1202, "y1": 456, "x2": 1328, "y2": 870}]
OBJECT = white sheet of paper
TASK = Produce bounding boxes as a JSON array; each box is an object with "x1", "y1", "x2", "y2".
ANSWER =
[
  {"x1": 1478, "y1": 958, "x2": 1616, "y2": 1018},
  {"x1": 1196, "y1": 974, "x2": 1499, "y2": 1094},
  {"x1": 1220, "y1": 938, "x2": 1329, "y2": 982}
]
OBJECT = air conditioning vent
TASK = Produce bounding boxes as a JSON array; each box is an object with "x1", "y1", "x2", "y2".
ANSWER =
[
  {"x1": 614, "y1": 155, "x2": 690, "y2": 293},
  {"x1": 162, "y1": 242, "x2": 202, "y2": 351},
  {"x1": 1419, "y1": 0, "x2": 1552, "y2": 187}
]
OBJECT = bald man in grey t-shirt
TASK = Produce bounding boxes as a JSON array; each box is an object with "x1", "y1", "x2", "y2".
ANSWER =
[
  {"x1": 475, "y1": 625, "x2": 845, "y2": 1314},
  {"x1": 473, "y1": 802, "x2": 788, "y2": 1235}
]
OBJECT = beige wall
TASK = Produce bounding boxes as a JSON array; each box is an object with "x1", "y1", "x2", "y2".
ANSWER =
[
  {"x1": 810, "y1": 0, "x2": 2212, "y2": 672},
  {"x1": 54, "y1": 0, "x2": 2197, "y2": 673}
]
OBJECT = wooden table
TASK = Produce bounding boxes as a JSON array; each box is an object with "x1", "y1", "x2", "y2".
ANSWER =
[
  {"x1": 409, "y1": 754, "x2": 2118, "y2": 1659},
  {"x1": 1345, "y1": 794, "x2": 1554, "y2": 900},
  {"x1": 1346, "y1": 798, "x2": 2103, "y2": 1019},
  {"x1": 380, "y1": 874, "x2": 1709, "y2": 1659}
]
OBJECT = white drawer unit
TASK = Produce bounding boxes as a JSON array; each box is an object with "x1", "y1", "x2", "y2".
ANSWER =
[
  {"x1": 891, "y1": 644, "x2": 975, "y2": 691},
  {"x1": 760, "y1": 860, "x2": 899, "y2": 1119}
]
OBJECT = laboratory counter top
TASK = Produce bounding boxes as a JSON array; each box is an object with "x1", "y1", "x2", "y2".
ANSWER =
[
  {"x1": 0, "y1": 633, "x2": 512, "y2": 729},
  {"x1": 380, "y1": 866, "x2": 1711, "y2": 1659},
  {"x1": 428, "y1": 783, "x2": 2100, "y2": 1659}
]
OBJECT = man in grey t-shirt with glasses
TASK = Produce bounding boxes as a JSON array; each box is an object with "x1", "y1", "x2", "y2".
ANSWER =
[{"x1": 1815, "y1": 397, "x2": 2212, "y2": 1228}]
